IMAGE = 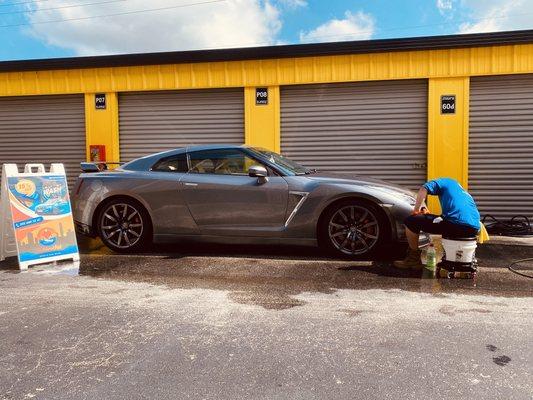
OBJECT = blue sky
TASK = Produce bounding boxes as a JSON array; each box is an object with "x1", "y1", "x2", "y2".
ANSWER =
[{"x1": 0, "y1": 0, "x2": 532, "y2": 61}]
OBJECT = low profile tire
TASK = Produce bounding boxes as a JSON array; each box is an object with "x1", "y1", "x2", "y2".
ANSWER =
[
  {"x1": 318, "y1": 199, "x2": 389, "y2": 259},
  {"x1": 96, "y1": 198, "x2": 152, "y2": 253}
]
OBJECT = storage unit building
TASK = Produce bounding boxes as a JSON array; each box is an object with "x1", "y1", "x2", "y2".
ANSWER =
[{"x1": 1, "y1": 29, "x2": 533, "y2": 220}]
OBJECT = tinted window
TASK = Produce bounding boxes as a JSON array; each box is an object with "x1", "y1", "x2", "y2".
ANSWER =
[
  {"x1": 152, "y1": 153, "x2": 188, "y2": 173},
  {"x1": 188, "y1": 149, "x2": 261, "y2": 175}
]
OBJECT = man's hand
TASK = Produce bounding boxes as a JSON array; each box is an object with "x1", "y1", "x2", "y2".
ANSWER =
[{"x1": 412, "y1": 187, "x2": 428, "y2": 215}]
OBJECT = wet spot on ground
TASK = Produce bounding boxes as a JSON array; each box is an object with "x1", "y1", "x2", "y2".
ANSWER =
[
  {"x1": 486, "y1": 344, "x2": 498, "y2": 352},
  {"x1": 228, "y1": 291, "x2": 306, "y2": 310},
  {"x1": 338, "y1": 308, "x2": 368, "y2": 317},
  {"x1": 439, "y1": 305, "x2": 492, "y2": 316},
  {"x1": 493, "y1": 355, "x2": 512, "y2": 366}
]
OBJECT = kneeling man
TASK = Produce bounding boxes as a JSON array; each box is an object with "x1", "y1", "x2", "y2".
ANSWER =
[{"x1": 394, "y1": 177, "x2": 480, "y2": 270}]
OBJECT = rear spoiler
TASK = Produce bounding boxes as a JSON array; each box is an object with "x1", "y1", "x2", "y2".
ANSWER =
[{"x1": 80, "y1": 161, "x2": 124, "y2": 173}]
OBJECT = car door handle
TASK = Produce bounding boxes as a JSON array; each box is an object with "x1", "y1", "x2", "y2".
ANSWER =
[{"x1": 183, "y1": 182, "x2": 198, "y2": 186}]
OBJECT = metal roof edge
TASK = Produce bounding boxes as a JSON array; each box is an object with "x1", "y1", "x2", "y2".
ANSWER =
[{"x1": 2, "y1": 29, "x2": 533, "y2": 73}]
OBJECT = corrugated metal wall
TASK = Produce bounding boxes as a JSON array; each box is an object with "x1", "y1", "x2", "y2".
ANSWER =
[
  {"x1": 0, "y1": 95, "x2": 85, "y2": 189},
  {"x1": 119, "y1": 89, "x2": 244, "y2": 161},
  {"x1": 470, "y1": 74, "x2": 533, "y2": 220},
  {"x1": 280, "y1": 80, "x2": 428, "y2": 189}
]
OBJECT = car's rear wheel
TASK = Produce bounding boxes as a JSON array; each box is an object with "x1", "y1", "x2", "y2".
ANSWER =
[
  {"x1": 97, "y1": 198, "x2": 151, "y2": 253},
  {"x1": 319, "y1": 199, "x2": 388, "y2": 258}
]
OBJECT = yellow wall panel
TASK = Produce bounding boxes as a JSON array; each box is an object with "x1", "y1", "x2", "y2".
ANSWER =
[
  {"x1": 278, "y1": 58, "x2": 296, "y2": 83},
  {"x1": 260, "y1": 59, "x2": 279, "y2": 85},
  {"x1": 84, "y1": 92, "x2": 120, "y2": 163},
  {"x1": 314, "y1": 56, "x2": 333, "y2": 82},
  {"x1": 470, "y1": 47, "x2": 492, "y2": 75},
  {"x1": 427, "y1": 77, "x2": 469, "y2": 213},
  {"x1": 244, "y1": 86, "x2": 279, "y2": 152},
  {"x1": 2, "y1": 44, "x2": 532, "y2": 97},
  {"x1": 22, "y1": 44, "x2": 532, "y2": 94}
]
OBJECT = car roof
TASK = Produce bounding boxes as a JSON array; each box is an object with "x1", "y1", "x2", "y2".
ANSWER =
[{"x1": 120, "y1": 144, "x2": 250, "y2": 171}]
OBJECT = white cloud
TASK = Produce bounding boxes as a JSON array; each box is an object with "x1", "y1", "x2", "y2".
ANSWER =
[
  {"x1": 25, "y1": 0, "x2": 283, "y2": 56},
  {"x1": 299, "y1": 11, "x2": 375, "y2": 43},
  {"x1": 277, "y1": 0, "x2": 307, "y2": 8},
  {"x1": 437, "y1": 0, "x2": 454, "y2": 15},
  {"x1": 458, "y1": 0, "x2": 533, "y2": 34}
]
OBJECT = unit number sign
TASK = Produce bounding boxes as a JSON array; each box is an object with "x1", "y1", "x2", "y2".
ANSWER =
[
  {"x1": 441, "y1": 95, "x2": 456, "y2": 114},
  {"x1": 256, "y1": 88, "x2": 268, "y2": 105}
]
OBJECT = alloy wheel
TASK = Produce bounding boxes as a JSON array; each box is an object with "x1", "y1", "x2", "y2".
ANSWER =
[
  {"x1": 100, "y1": 203, "x2": 144, "y2": 249},
  {"x1": 328, "y1": 205, "x2": 380, "y2": 255}
]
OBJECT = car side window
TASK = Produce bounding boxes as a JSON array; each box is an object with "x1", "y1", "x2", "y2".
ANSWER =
[
  {"x1": 188, "y1": 149, "x2": 264, "y2": 175},
  {"x1": 152, "y1": 153, "x2": 189, "y2": 173}
]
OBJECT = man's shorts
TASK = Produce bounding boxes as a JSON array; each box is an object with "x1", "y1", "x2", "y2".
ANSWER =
[{"x1": 404, "y1": 214, "x2": 479, "y2": 237}]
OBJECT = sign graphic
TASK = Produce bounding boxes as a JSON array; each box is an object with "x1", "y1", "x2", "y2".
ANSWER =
[
  {"x1": 441, "y1": 95, "x2": 456, "y2": 114},
  {"x1": 95, "y1": 93, "x2": 106, "y2": 109},
  {"x1": 256, "y1": 88, "x2": 268, "y2": 105},
  {"x1": 1, "y1": 164, "x2": 79, "y2": 269}
]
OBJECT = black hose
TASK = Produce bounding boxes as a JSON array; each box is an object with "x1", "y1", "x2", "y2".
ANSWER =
[
  {"x1": 508, "y1": 258, "x2": 533, "y2": 279},
  {"x1": 482, "y1": 214, "x2": 533, "y2": 237}
]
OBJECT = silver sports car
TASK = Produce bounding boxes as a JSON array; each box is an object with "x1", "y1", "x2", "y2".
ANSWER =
[{"x1": 73, "y1": 144, "x2": 424, "y2": 257}]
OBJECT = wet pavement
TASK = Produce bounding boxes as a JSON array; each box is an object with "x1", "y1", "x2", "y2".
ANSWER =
[{"x1": 0, "y1": 243, "x2": 532, "y2": 399}]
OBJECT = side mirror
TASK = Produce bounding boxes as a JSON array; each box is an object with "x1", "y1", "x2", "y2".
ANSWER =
[
  {"x1": 248, "y1": 165, "x2": 269, "y2": 184},
  {"x1": 80, "y1": 162, "x2": 101, "y2": 173}
]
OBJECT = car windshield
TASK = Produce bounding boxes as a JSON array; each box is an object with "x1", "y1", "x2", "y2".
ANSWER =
[{"x1": 248, "y1": 147, "x2": 311, "y2": 176}]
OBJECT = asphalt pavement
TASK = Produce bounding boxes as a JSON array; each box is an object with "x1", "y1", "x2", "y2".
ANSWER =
[{"x1": 0, "y1": 242, "x2": 532, "y2": 400}]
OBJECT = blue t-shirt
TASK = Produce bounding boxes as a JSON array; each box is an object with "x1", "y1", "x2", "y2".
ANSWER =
[{"x1": 423, "y1": 178, "x2": 481, "y2": 230}]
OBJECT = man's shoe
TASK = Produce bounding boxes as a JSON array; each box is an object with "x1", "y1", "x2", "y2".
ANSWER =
[{"x1": 393, "y1": 248, "x2": 424, "y2": 270}]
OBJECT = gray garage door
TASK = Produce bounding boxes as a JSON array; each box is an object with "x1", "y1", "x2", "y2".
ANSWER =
[
  {"x1": 119, "y1": 89, "x2": 244, "y2": 162},
  {"x1": 0, "y1": 95, "x2": 86, "y2": 189},
  {"x1": 281, "y1": 80, "x2": 428, "y2": 189},
  {"x1": 470, "y1": 74, "x2": 533, "y2": 220}
]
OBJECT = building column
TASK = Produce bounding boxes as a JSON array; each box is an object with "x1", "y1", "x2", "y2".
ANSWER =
[
  {"x1": 427, "y1": 77, "x2": 470, "y2": 212},
  {"x1": 84, "y1": 92, "x2": 120, "y2": 163},
  {"x1": 244, "y1": 86, "x2": 280, "y2": 152}
]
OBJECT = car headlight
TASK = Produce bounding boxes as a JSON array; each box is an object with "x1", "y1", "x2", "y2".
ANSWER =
[{"x1": 371, "y1": 186, "x2": 416, "y2": 206}]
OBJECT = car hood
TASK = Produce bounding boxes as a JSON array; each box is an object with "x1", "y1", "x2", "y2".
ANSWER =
[{"x1": 304, "y1": 172, "x2": 416, "y2": 196}]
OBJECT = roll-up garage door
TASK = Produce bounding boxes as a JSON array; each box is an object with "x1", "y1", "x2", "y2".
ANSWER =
[
  {"x1": 0, "y1": 95, "x2": 86, "y2": 189},
  {"x1": 281, "y1": 80, "x2": 428, "y2": 189},
  {"x1": 119, "y1": 89, "x2": 244, "y2": 162},
  {"x1": 470, "y1": 74, "x2": 533, "y2": 220}
]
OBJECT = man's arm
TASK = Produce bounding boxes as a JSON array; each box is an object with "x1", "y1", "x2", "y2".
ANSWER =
[{"x1": 414, "y1": 187, "x2": 428, "y2": 213}]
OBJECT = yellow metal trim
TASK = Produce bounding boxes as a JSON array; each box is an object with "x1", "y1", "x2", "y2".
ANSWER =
[
  {"x1": 244, "y1": 86, "x2": 280, "y2": 152},
  {"x1": 84, "y1": 92, "x2": 120, "y2": 163},
  {"x1": 2, "y1": 44, "x2": 533, "y2": 96}
]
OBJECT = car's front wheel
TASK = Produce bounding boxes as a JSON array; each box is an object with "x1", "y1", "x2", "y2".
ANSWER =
[
  {"x1": 319, "y1": 199, "x2": 388, "y2": 258},
  {"x1": 96, "y1": 198, "x2": 152, "y2": 253}
]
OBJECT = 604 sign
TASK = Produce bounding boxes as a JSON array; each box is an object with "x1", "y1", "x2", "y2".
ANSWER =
[{"x1": 441, "y1": 95, "x2": 456, "y2": 114}]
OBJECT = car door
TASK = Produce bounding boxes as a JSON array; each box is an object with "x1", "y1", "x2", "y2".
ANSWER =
[{"x1": 180, "y1": 148, "x2": 289, "y2": 236}]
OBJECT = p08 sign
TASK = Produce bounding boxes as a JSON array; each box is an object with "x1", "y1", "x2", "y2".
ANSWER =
[
  {"x1": 256, "y1": 88, "x2": 268, "y2": 105},
  {"x1": 441, "y1": 95, "x2": 456, "y2": 114}
]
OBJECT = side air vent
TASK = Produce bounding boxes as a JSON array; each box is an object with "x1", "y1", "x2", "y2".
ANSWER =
[{"x1": 285, "y1": 191, "x2": 309, "y2": 227}]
